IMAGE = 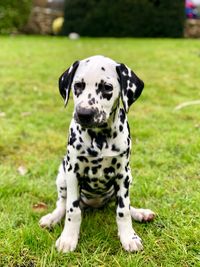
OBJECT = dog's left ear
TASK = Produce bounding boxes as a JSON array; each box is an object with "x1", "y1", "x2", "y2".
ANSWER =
[
  {"x1": 59, "y1": 61, "x2": 79, "y2": 106},
  {"x1": 116, "y1": 63, "x2": 144, "y2": 113}
]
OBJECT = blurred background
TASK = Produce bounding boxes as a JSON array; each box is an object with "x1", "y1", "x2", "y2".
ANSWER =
[{"x1": 0, "y1": 0, "x2": 200, "y2": 38}]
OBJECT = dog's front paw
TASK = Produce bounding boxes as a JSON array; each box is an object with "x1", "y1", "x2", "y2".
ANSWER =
[
  {"x1": 130, "y1": 207, "x2": 155, "y2": 222},
  {"x1": 56, "y1": 231, "x2": 78, "y2": 253},
  {"x1": 39, "y1": 213, "x2": 57, "y2": 228},
  {"x1": 120, "y1": 233, "x2": 143, "y2": 252}
]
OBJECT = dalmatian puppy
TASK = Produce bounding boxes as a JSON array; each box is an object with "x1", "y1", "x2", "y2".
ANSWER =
[{"x1": 39, "y1": 55, "x2": 155, "y2": 252}]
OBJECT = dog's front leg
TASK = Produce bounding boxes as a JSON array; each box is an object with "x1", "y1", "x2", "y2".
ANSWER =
[
  {"x1": 56, "y1": 172, "x2": 81, "y2": 253},
  {"x1": 116, "y1": 173, "x2": 143, "y2": 252}
]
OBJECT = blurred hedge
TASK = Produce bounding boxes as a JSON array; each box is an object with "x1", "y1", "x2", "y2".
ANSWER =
[
  {"x1": 62, "y1": 0, "x2": 185, "y2": 37},
  {"x1": 0, "y1": 0, "x2": 32, "y2": 34}
]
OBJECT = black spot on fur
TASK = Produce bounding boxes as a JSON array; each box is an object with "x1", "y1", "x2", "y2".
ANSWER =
[
  {"x1": 73, "y1": 200, "x2": 79, "y2": 208},
  {"x1": 126, "y1": 147, "x2": 130, "y2": 158},
  {"x1": 113, "y1": 131, "x2": 117, "y2": 138},
  {"x1": 117, "y1": 173, "x2": 123, "y2": 179},
  {"x1": 74, "y1": 163, "x2": 79, "y2": 172},
  {"x1": 119, "y1": 109, "x2": 126, "y2": 124},
  {"x1": 117, "y1": 163, "x2": 121, "y2": 169},
  {"x1": 112, "y1": 144, "x2": 120, "y2": 152},
  {"x1": 68, "y1": 165, "x2": 72, "y2": 171},
  {"x1": 118, "y1": 196, "x2": 125, "y2": 208},
  {"x1": 102, "y1": 92, "x2": 113, "y2": 101},
  {"x1": 118, "y1": 212, "x2": 124, "y2": 217},
  {"x1": 69, "y1": 128, "x2": 76, "y2": 145},
  {"x1": 92, "y1": 165, "x2": 101, "y2": 174},
  {"x1": 124, "y1": 176, "x2": 130, "y2": 190},
  {"x1": 104, "y1": 166, "x2": 115, "y2": 174},
  {"x1": 91, "y1": 178, "x2": 98, "y2": 182},
  {"x1": 62, "y1": 160, "x2": 66, "y2": 172},
  {"x1": 70, "y1": 208, "x2": 73, "y2": 212},
  {"x1": 84, "y1": 166, "x2": 89, "y2": 175},
  {"x1": 105, "y1": 175, "x2": 111, "y2": 180},
  {"x1": 91, "y1": 159, "x2": 98, "y2": 164},
  {"x1": 101, "y1": 67, "x2": 105, "y2": 71},
  {"x1": 88, "y1": 129, "x2": 108, "y2": 150},
  {"x1": 112, "y1": 158, "x2": 117, "y2": 165},
  {"x1": 91, "y1": 158, "x2": 103, "y2": 164},
  {"x1": 88, "y1": 97, "x2": 95, "y2": 105},
  {"x1": 119, "y1": 125, "x2": 123, "y2": 132},
  {"x1": 87, "y1": 148, "x2": 98, "y2": 157},
  {"x1": 127, "y1": 121, "x2": 130, "y2": 138},
  {"x1": 124, "y1": 189, "x2": 129, "y2": 198},
  {"x1": 76, "y1": 144, "x2": 82, "y2": 150},
  {"x1": 77, "y1": 156, "x2": 89, "y2": 163}
]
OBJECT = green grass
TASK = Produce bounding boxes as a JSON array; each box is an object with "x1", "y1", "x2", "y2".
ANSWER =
[{"x1": 0, "y1": 36, "x2": 200, "y2": 267}]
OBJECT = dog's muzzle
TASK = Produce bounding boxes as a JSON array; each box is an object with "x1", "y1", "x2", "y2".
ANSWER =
[{"x1": 75, "y1": 106, "x2": 96, "y2": 127}]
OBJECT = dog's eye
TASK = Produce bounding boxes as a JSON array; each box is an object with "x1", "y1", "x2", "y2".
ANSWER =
[
  {"x1": 104, "y1": 84, "x2": 113, "y2": 92},
  {"x1": 74, "y1": 82, "x2": 86, "y2": 97},
  {"x1": 74, "y1": 82, "x2": 85, "y2": 90}
]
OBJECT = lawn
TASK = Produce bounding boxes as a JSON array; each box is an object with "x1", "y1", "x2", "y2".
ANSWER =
[{"x1": 0, "y1": 36, "x2": 199, "y2": 267}]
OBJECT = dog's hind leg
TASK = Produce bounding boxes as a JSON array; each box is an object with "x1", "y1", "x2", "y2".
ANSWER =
[
  {"x1": 130, "y1": 206, "x2": 155, "y2": 222},
  {"x1": 39, "y1": 164, "x2": 67, "y2": 228}
]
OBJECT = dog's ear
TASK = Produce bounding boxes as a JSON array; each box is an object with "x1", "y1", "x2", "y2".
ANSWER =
[
  {"x1": 59, "y1": 61, "x2": 79, "y2": 106},
  {"x1": 116, "y1": 63, "x2": 144, "y2": 113}
]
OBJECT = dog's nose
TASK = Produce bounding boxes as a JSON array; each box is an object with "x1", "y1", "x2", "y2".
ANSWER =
[{"x1": 76, "y1": 107, "x2": 95, "y2": 125}]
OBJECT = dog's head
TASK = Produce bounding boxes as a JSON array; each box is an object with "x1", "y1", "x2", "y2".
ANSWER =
[{"x1": 59, "y1": 55, "x2": 144, "y2": 128}]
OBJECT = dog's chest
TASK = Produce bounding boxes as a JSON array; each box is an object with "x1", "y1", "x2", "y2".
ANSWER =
[
  {"x1": 75, "y1": 156, "x2": 120, "y2": 188},
  {"x1": 73, "y1": 156, "x2": 121, "y2": 207}
]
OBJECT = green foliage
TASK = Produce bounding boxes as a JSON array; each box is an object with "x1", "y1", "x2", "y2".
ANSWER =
[
  {"x1": 62, "y1": 0, "x2": 185, "y2": 37},
  {"x1": 0, "y1": 36, "x2": 200, "y2": 266},
  {"x1": 0, "y1": 0, "x2": 32, "y2": 34}
]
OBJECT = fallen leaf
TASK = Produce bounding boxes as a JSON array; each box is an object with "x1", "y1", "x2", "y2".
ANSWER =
[{"x1": 32, "y1": 202, "x2": 48, "y2": 212}]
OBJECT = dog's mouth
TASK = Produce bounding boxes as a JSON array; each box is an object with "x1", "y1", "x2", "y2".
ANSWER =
[
  {"x1": 74, "y1": 108, "x2": 107, "y2": 129},
  {"x1": 74, "y1": 115, "x2": 107, "y2": 129}
]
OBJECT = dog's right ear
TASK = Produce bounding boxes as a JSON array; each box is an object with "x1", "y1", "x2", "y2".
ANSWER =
[{"x1": 58, "y1": 61, "x2": 79, "y2": 106}]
